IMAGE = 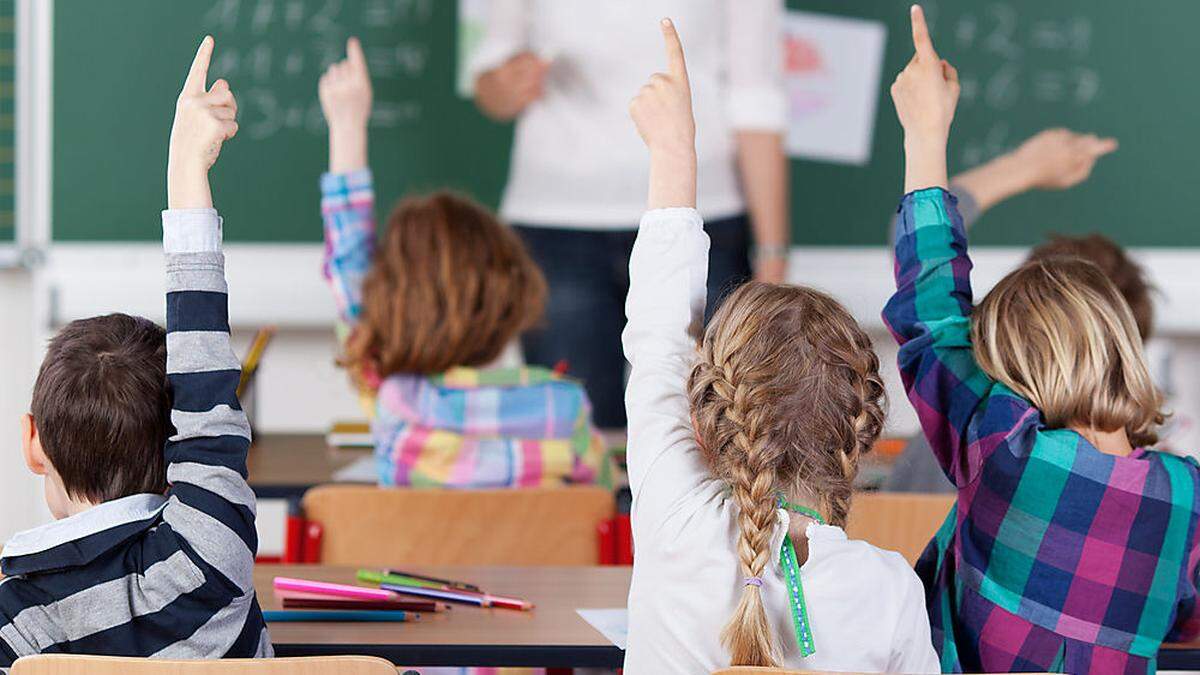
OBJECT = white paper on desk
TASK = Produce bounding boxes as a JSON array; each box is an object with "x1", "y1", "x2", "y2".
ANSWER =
[
  {"x1": 784, "y1": 10, "x2": 887, "y2": 166},
  {"x1": 577, "y1": 608, "x2": 628, "y2": 650}
]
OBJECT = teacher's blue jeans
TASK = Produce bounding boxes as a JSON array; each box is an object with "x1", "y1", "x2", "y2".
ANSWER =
[{"x1": 514, "y1": 214, "x2": 753, "y2": 429}]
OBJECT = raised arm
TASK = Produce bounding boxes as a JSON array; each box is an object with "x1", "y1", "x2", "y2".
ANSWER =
[
  {"x1": 161, "y1": 36, "x2": 257, "y2": 596},
  {"x1": 622, "y1": 19, "x2": 713, "y2": 526},
  {"x1": 882, "y1": 7, "x2": 1003, "y2": 487},
  {"x1": 318, "y1": 38, "x2": 375, "y2": 327}
]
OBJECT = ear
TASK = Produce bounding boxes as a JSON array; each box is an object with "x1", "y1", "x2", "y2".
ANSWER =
[{"x1": 21, "y1": 414, "x2": 48, "y2": 476}]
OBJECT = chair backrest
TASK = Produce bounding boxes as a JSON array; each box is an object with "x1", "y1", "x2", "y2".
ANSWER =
[
  {"x1": 844, "y1": 492, "x2": 956, "y2": 565},
  {"x1": 11, "y1": 655, "x2": 395, "y2": 674},
  {"x1": 302, "y1": 485, "x2": 616, "y2": 566}
]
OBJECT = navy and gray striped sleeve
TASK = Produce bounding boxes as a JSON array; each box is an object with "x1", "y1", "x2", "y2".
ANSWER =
[{"x1": 160, "y1": 208, "x2": 258, "y2": 596}]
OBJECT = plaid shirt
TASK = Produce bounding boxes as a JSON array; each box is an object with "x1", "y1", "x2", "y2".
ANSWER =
[
  {"x1": 883, "y1": 188, "x2": 1200, "y2": 673},
  {"x1": 321, "y1": 170, "x2": 603, "y2": 489}
]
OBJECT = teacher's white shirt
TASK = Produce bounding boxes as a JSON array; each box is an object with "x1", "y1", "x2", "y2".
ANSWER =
[
  {"x1": 468, "y1": 0, "x2": 787, "y2": 229},
  {"x1": 621, "y1": 207, "x2": 941, "y2": 674}
]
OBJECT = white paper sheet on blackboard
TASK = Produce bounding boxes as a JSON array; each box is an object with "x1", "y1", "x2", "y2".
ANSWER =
[{"x1": 783, "y1": 10, "x2": 888, "y2": 166}]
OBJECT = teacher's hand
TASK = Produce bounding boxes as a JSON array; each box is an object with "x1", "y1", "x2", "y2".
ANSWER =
[{"x1": 475, "y1": 51, "x2": 550, "y2": 121}]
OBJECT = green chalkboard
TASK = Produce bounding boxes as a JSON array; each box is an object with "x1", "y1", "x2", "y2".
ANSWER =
[
  {"x1": 53, "y1": 0, "x2": 512, "y2": 242},
  {"x1": 51, "y1": 1, "x2": 1200, "y2": 246},
  {"x1": 785, "y1": 0, "x2": 1200, "y2": 246}
]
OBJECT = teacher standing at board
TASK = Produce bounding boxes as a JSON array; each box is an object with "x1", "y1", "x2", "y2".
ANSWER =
[{"x1": 469, "y1": 1, "x2": 790, "y2": 430}]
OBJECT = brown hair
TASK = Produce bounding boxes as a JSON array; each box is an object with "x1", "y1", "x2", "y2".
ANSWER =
[
  {"x1": 1028, "y1": 234, "x2": 1154, "y2": 340},
  {"x1": 343, "y1": 192, "x2": 546, "y2": 384},
  {"x1": 687, "y1": 282, "x2": 886, "y2": 666},
  {"x1": 31, "y1": 313, "x2": 170, "y2": 504},
  {"x1": 973, "y1": 257, "x2": 1164, "y2": 447}
]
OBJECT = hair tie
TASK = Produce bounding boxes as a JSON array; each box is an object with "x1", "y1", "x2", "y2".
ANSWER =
[{"x1": 743, "y1": 577, "x2": 763, "y2": 587}]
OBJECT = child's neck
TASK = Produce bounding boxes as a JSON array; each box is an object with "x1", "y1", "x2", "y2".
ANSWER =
[{"x1": 1070, "y1": 425, "x2": 1134, "y2": 456}]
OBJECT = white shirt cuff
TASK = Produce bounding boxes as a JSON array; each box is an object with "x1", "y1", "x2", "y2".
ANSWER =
[
  {"x1": 638, "y1": 207, "x2": 704, "y2": 235},
  {"x1": 162, "y1": 208, "x2": 223, "y2": 254}
]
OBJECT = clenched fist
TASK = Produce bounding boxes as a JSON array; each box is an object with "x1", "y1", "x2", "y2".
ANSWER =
[
  {"x1": 474, "y1": 51, "x2": 550, "y2": 121},
  {"x1": 167, "y1": 36, "x2": 239, "y2": 209},
  {"x1": 631, "y1": 19, "x2": 697, "y2": 209}
]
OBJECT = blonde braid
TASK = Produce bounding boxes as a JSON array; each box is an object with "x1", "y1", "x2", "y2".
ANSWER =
[{"x1": 687, "y1": 282, "x2": 887, "y2": 667}]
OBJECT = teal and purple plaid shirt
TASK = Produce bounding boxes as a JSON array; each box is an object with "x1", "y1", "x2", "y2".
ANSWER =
[{"x1": 883, "y1": 188, "x2": 1200, "y2": 673}]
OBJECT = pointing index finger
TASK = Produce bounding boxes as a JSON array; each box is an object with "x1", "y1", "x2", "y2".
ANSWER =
[
  {"x1": 346, "y1": 36, "x2": 366, "y2": 70},
  {"x1": 910, "y1": 5, "x2": 938, "y2": 62},
  {"x1": 183, "y1": 35, "x2": 214, "y2": 95},
  {"x1": 660, "y1": 18, "x2": 688, "y2": 82}
]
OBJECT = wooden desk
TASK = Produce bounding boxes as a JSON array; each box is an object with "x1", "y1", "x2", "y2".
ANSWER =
[
  {"x1": 246, "y1": 434, "x2": 370, "y2": 499},
  {"x1": 256, "y1": 564, "x2": 630, "y2": 668}
]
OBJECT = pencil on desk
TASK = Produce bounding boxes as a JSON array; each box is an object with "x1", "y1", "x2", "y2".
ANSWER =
[
  {"x1": 384, "y1": 568, "x2": 482, "y2": 593},
  {"x1": 358, "y1": 569, "x2": 448, "y2": 591},
  {"x1": 378, "y1": 582, "x2": 535, "y2": 611},
  {"x1": 237, "y1": 326, "x2": 276, "y2": 398},
  {"x1": 274, "y1": 576, "x2": 397, "y2": 602},
  {"x1": 263, "y1": 609, "x2": 416, "y2": 622},
  {"x1": 282, "y1": 597, "x2": 448, "y2": 612}
]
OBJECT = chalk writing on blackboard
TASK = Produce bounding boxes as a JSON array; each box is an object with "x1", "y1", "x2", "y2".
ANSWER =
[
  {"x1": 203, "y1": 0, "x2": 434, "y2": 140},
  {"x1": 922, "y1": 2, "x2": 1102, "y2": 168}
]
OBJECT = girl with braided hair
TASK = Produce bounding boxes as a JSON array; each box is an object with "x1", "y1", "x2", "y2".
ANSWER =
[{"x1": 621, "y1": 18, "x2": 938, "y2": 674}]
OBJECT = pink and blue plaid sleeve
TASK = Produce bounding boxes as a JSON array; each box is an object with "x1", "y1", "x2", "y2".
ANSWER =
[
  {"x1": 321, "y1": 169, "x2": 376, "y2": 326},
  {"x1": 1168, "y1": 513, "x2": 1200, "y2": 642},
  {"x1": 882, "y1": 187, "x2": 1019, "y2": 487}
]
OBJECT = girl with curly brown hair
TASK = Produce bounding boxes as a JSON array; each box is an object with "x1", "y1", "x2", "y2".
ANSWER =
[{"x1": 316, "y1": 38, "x2": 603, "y2": 489}]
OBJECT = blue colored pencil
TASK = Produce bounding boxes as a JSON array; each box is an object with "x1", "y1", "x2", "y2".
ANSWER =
[{"x1": 263, "y1": 609, "x2": 414, "y2": 622}]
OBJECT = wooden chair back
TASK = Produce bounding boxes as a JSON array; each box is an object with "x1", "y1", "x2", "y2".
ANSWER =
[
  {"x1": 302, "y1": 485, "x2": 615, "y2": 566},
  {"x1": 844, "y1": 491, "x2": 956, "y2": 565},
  {"x1": 11, "y1": 655, "x2": 395, "y2": 674}
]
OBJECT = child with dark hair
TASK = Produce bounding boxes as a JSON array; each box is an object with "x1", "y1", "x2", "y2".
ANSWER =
[{"x1": 0, "y1": 37, "x2": 270, "y2": 664}]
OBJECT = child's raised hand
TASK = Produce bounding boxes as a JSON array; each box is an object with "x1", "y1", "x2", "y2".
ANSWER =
[
  {"x1": 631, "y1": 19, "x2": 697, "y2": 209},
  {"x1": 891, "y1": 5, "x2": 958, "y2": 192},
  {"x1": 890, "y1": 5, "x2": 959, "y2": 148},
  {"x1": 319, "y1": 37, "x2": 373, "y2": 134},
  {"x1": 168, "y1": 36, "x2": 239, "y2": 209},
  {"x1": 630, "y1": 19, "x2": 695, "y2": 159}
]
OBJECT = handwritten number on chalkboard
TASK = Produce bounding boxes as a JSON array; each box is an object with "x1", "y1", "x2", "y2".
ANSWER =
[
  {"x1": 983, "y1": 4, "x2": 1021, "y2": 59},
  {"x1": 310, "y1": 0, "x2": 342, "y2": 33}
]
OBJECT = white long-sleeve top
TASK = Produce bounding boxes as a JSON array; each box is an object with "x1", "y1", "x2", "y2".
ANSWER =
[
  {"x1": 621, "y1": 207, "x2": 940, "y2": 674},
  {"x1": 468, "y1": 1, "x2": 786, "y2": 228}
]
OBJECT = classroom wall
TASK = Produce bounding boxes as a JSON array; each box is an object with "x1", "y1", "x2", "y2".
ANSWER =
[{"x1": 0, "y1": 269, "x2": 50, "y2": 543}]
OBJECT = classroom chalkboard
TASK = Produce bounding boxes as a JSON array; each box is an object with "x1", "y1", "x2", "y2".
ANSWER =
[
  {"x1": 53, "y1": 0, "x2": 512, "y2": 242},
  {"x1": 51, "y1": 1, "x2": 1200, "y2": 246},
  {"x1": 788, "y1": 0, "x2": 1200, "y2": 245}
]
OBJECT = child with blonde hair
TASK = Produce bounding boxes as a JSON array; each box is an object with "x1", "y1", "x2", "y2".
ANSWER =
[
  {"x1": 885, "y1": 6, "x2": 1200, "y2": 672},
  {"x1": 620, "y1": 19, "x2": 938, "y2": 674},
  {"x1": 317, "y1": 38, "x2": 603, "y2": 488}
]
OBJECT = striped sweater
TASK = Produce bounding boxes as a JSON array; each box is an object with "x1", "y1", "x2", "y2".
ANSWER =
[{"x1": 0, "y1": 209, "x2": 271, "y2": 664}]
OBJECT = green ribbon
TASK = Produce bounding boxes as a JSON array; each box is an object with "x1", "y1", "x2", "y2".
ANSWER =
[{"x1": 777, "y1": 495, "x2": 823, "y2": 658}]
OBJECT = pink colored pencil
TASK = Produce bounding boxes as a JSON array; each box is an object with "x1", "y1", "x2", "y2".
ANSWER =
[{"x1": 273, "y1": 577, "x2": 397, "y2": 602}]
